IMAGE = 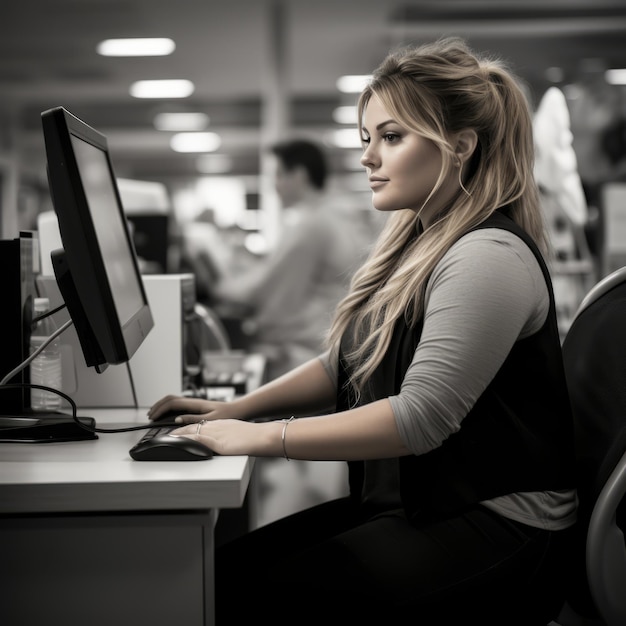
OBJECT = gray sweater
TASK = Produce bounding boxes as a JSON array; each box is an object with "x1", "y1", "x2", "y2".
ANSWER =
[{"x1": 320, "y1": 228, "x2": 577, "y2": 530}]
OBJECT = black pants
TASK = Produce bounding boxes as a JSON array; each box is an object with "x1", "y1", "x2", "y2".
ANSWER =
[{"x1": 215, "y1": 497, "x2": 573, "y2": 625}]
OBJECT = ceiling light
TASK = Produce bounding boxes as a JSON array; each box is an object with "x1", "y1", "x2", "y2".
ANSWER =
[
  {"x1": 336, "y1": 75, "x2": 371, "y2": 93},
  {"x1": 97, "y1": 38, "x2": 175, "y2": 57},
  {"x1": 170, "y1": 132, "x2": 221, "y2": 153},
  {"x1": 130, "y1": 79, "x2": 194, "y2": 99},
  {"x1": 154, "y1": 112, "x2": 209, "y2": 131},
  {"x1": 332, "y1": 106, "x2": 358, "y2": 125},
  {"x1": 605, "y1": 69, "x2": 626, "y2": 85},
  {"x1": 327, "y1": 128, "x2": 361, "y2": 149}
]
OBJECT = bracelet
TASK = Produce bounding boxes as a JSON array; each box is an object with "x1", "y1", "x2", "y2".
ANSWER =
[{"x1": 281, "y1": 416, "x2": 295, "y2": 461}]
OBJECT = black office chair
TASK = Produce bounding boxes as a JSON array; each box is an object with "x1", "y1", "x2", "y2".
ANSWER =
[{"x1": 555, "y1": 265, "x2": 626, "y2": 626}]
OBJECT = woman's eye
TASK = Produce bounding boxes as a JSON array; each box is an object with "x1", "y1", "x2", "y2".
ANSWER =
[
  {"x1": 383, "y1": 133, "x2": 400, "y2": 143},
  {"x1": 360, "y1": 136, "x2": 370, "y2": 145}
]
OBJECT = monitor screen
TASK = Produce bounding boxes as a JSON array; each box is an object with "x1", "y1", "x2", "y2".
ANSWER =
[{"x1": 41, "y1": 106, "x2": 154, "y2": 373}]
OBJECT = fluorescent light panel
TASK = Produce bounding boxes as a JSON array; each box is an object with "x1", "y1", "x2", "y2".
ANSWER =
[
  {"x1": 606, "y1": 69, "x2": 626, "y2": 85},
  {"x1": 97, "y1": 38, "x2": 175, "y2": 57},
  {"x1": 130, "y1": 79, "x2": 195, "y2": 98},
  {"x1": 336, "y1": 75, "x2": 371, "y2": 93},
  {"x1": 154, "y1": 112, "x2": 209, "y2": 131},
  {"x1": 333, "y1": 105, "x2": 358, "y2": 125},
  {"x1": 327, "y1": 128, "x2": 361, "y2": 149},
  {"x1": 170, "y1": 132, "x2": 221, "y2": 153}
]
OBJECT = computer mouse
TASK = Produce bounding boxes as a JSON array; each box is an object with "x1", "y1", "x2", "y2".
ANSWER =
[
  {"x1": 150, "y1": 409, "x2": 191, "y2": 425},
  {"x1": 129, "y1": 431, "x2": 214, "y2": 461}
]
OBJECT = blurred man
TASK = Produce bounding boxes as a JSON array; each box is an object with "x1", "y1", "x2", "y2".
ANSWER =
[{"x1": 215, "y1": 138, "x2": 373, "y2": 381}]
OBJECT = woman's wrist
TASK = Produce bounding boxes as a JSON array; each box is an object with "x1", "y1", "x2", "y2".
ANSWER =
[
  {"x1": 252, "y1": 419, "x2": 289, "y2": 457},
  {"x1": 281, "y1": 416, "x2": 295, "y2": 460}
]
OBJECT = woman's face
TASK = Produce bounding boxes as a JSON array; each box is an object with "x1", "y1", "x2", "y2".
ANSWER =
[{"x1": 360, "y1": 94, "x2": 458, "y2": 226}]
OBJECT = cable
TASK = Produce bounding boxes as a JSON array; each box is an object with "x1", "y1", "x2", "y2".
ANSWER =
[
  {"x1": 0, "y1": 303, "x2": 152, "y2": 434},
  {"x1": 0, "y1": 383, "x2": 160, "y2": 434},
  {"x1": 32, "y1": 302, "x2": 67, "y2": 323}
]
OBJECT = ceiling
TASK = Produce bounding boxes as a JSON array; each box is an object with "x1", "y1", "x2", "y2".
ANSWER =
[{"x1": 2, "y1": 0, "x2": 626, "y2": 186}]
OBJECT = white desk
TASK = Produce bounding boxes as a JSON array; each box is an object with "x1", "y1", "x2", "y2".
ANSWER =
[{"x1": 0, "y1": 408, "x2": 255, "y2": 626}]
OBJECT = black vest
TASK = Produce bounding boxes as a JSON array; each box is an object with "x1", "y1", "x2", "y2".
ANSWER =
[{"x1": 337, "y1": 211, "x2": 576, "y2": 524}]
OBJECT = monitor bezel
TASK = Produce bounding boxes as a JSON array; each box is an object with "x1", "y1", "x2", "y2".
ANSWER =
[{"x1": 41, "y1": 106, "x2": 153, "y2": 370}]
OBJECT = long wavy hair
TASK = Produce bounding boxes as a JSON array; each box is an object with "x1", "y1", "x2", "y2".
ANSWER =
[{"x1": 326, "y1": 37, "x2": 548, "y2": 400}]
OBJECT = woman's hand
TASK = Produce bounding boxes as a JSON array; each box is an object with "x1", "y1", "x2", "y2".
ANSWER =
[
  {"x1": 171, "y1": 418, "x2": 283, "y2": 457},
  {"x1": 147, "y1": 394, "x2": 242, "y2": 424}
]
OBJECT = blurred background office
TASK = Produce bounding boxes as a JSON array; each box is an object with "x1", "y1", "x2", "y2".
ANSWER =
[
  {"x1": 2, "y1": 0, "x2": 626, "y2": 525},
  {"x1": 212, "y1": 138, "x2": 374, "y2": 382}
]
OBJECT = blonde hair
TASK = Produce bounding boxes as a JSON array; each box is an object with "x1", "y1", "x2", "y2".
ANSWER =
[{"x1": 326, "y1": 37, "x2": 547, "y2": 399}]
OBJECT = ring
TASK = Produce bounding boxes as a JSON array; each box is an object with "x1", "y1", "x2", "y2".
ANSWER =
[{"x1": 196, "y1": 420, "x2": 206, "y2": 435}]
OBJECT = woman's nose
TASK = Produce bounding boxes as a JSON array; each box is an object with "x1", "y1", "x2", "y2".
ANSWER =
[{"x1": 360, "y1": 145, "x2": 377, "y2": 168}]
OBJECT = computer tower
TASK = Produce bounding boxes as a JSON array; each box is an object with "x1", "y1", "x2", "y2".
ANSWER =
[
  {"x1": 36, "y1": 273, "x2": 195, "y2": 408},
  {"x1": 0, "y1": 233, "x2": 38, "y2": 414}
]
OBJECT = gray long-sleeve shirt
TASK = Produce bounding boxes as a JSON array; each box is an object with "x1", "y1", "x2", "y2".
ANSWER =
[{"x1": 320, "y1": 228, "x2": 577, "y2": 530}]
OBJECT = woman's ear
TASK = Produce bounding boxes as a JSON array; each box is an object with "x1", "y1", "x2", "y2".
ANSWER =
[{"x1": 453, "y1": 129, "x2": 478, "y2": 165}]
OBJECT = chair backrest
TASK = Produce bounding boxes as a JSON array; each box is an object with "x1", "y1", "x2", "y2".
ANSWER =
[
  {"x1": 586, "y1": 448, "x2": 626, "y2": 625},
  {"x1": 561, "y1": 265, "x2": 626, "y2": 624},
  {"x1": 601, "y1": 183, "x2": 626, "y2": 276}
]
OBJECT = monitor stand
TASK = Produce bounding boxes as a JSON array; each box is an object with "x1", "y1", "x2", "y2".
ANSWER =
[{"x1": 0, "y1": 412, "x2": 98, "y2": 443}]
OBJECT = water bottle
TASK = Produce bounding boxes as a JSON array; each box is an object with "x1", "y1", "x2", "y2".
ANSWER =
[{"x1": 30, "y1": 297, "x2": 62, "y2": 411}]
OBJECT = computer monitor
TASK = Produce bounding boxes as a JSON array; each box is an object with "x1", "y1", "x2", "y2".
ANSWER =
[
  {"x1": 41, "y1": 106, "x2": 154, "y2": 374},
  {"x1": 0, "y1": 107, "x2": 155, "y2": 443}
]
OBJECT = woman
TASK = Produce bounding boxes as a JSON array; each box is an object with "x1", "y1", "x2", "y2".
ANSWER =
[{"x1": 149, "y1": 38, "x2": 577, "y2": 625}]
